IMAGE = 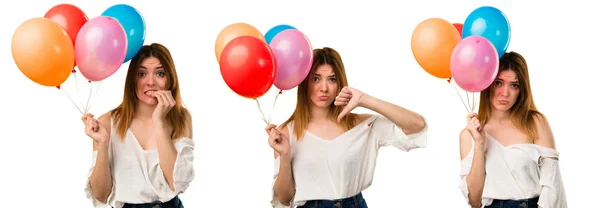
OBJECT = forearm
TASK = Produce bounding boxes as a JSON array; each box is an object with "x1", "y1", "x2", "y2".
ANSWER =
[
  {"x1": 89, "y1": 141, "x2": 113, "y2": 203},
  {"x1": 466, "y1": 143, "x2": 486, "y2": 207},
  {"x1": 360, "y1": 94, "x2": 426, "y2": 134},
  {"x1": 273, "y1": 155, "x2": 295, "y2": 206},
  {"x1": 155, "y1": 120, "x2": 178, "y2": 191}
]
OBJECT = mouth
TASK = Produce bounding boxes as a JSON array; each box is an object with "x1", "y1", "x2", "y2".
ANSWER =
[
  {"x1": 498, "y1": 100, "x2": 509, "y2": 105},
  {"x1": 318, "y1": 95, "x2": 329, "y2": 101},
  {"x1": 144, "y1": 90, "x2": 158, "y2": 96}
]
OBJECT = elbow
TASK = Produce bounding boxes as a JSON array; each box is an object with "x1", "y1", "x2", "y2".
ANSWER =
[
  {"x1": 93, "y1": 190, "x2": 110, "y2": 204},
  {"x1": 274, "y1": 186, "x2": 295, "y2": 206}
]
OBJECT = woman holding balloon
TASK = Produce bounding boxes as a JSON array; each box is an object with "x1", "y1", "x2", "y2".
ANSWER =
[
  {"x1": 458, "y1": 52, "x2": 568, "y2": 208},
  {"x1": 82, "y1": 43, "x2": 194, "y2": 208},
  {"x1": 267, "y1": 47, "x2": 428, "y2": 208}
]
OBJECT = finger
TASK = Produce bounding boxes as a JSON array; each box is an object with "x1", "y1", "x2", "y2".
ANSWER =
[
  {"x1": 335, "y1": 96, "x2": 350, "y2": 102},
  {"x1": 334, "y1": 100, "x2": 348, "y2": 106},
  {"x1": 337, "y1": 107, "x2": 350, "y2": 123},
  {"x1": 155, "y1": 91, "x2": 166, "y2": 106},
  {"x1": 338, "y1": 92, "x2": 352, "y2": 99}
]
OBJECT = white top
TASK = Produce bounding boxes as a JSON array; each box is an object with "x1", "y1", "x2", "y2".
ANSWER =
[
  {"x1": 271, "y1": 114, "x2": 428, "y2": 207},
  {"x1": 84, "y1": 117, "x2": 195, "y2": 208},
  {"x1": 459, "y1": 132, "x2": 568, "y2": 208}
]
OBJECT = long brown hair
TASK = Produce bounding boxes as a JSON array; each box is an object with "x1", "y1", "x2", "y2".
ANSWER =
[
  {"x1": 478, "y1": 51, "x2": 542, "y2": 143},
  {"x1": 280, "y1": 47, "x2": 359, "y2": 140},
  {"x1": 110, "y1": 43, "x2": 191, "y2": 140}
]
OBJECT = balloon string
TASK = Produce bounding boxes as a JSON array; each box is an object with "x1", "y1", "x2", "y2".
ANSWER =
[
  {"x1": 451, "y1": 79, "x2": 472, "y2": 114},
  {"x1": 60, "y1": 86, "x2": 84, "y2": 115},
  {"x1": 256, "y1": 99, "x2": 269, "y2": 125},
  {"x1": 255, "y1": 89, "x2": 283, "y2": 125},
  {"x1": 84, "y1": 81, "x2": 103, "y2": 113},
  {"x1": 73, "y1": 70, "x2": 86, "y2": 111}
]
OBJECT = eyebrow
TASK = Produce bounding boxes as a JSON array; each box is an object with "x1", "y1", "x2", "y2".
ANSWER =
[
  {"x1": 496, "y1": 78, "x2": 519, "y2": 83},
  {"x1": 314, "y1": 73, "x2": 335, "y2": 77},
  {"x1": 139, "y1": 65, "x2": 164, "y2": 69}
]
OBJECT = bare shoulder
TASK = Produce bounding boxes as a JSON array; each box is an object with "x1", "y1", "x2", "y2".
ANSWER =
[
  {"x1": 357, "y1": 113, "x2": 374, "y2": 123},
  {"x1": 184, "y1": 108, "x2": 193, "y2": 139},
  {"x1": 97, "y1": 112, "x2": 112, "y2": 132},
  {"x1": 532, "y1": 112, "x2": 556, "y2": 149},
  {"x1": 459, "y1": 128, "x2": 473, "y2": 160}
]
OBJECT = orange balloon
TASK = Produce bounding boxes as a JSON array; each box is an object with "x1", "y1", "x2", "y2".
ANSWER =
[
  {"x1": 12, "y1": 17, "x2": 74, "y2": 87},
  {"x1": 411, "y1": 18, "x2": 461, "y2": 79},
  {"x1": 215, "y1": 22, "x2": 265, "y2": 63}
]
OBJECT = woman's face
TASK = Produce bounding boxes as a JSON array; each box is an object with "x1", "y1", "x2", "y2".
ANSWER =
[
  {"x1": 135, "y1": 57, "x2": 168, "y2": 106},
  {"x1": 491, "y1": 70, "x2": 520, "y2": 112},
  {"x1": 308, "y1": 64, "x2": 338, "y2": 109}
]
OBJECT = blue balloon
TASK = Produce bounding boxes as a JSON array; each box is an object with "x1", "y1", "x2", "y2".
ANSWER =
[
  {"x1": 102, "y1": 4, "x2": 146, "y2": 63},
  {"x1": 265, "y1": 24, "x2": 296, "y2": 44},
  {"x1": 462, "y1": 6, "x2": 511, "y2": 58}
]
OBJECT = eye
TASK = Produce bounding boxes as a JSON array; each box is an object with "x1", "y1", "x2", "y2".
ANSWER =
[
  {"x1": 313, "y1": 76, "x2": 320, "y2": 81},
  {"x1": 138, "y1": 71, "x2": 146, "y2": 77},
  {"x1": 157, "y1": 71, "x2": 166, "y2": 77},
  {"x1": 328, "y1": 77, "x2": 336, "y2": 82},
  {"x1": 511, "y1": 83, "x2": 519, "y2": 89},
  {"x1": 494, "y1": 80, "x2": 501, "y2": 86}
]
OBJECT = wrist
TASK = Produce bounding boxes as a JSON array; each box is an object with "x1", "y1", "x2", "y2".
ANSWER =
[{"x1": 358, "y1": 93, "x2": 374, "y2": 108}]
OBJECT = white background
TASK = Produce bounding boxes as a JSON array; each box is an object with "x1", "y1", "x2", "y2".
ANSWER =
[{"x1": 1, "y1": 0, "x2": 598, "y2": 207}]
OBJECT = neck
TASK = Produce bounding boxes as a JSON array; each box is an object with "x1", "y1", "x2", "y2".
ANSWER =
[
  {"x1": 135, "y1": 101, "x2": 156, "y2": 121},
  {"x1": 489, "y1": 109, "x2": 511, "y2": 123},
  {"x1": 310, "y1": 105, "x2": 330, "y2": 123}
]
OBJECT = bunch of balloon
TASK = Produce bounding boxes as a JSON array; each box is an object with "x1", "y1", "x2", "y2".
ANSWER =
[
  {"x1": 411, "y1": 6, "x2": 510, "y2": 113},
  {"x1": 11, "y1": 3, "x2": 146, "y2": 115},
  {"x1": 216, "y1": 23, "x2": 313, "y2": 124}
]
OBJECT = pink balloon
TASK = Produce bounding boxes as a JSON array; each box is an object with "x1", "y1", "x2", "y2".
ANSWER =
[
  {"x1": 450, "y1": 35, "x2": 499, "y2": 92},
  {"x1": 75, "y1": 16, "x2": 127, "y2": 81},
  {"x1": 269, "y1": 29, "x2": 313, "y2": 90}
]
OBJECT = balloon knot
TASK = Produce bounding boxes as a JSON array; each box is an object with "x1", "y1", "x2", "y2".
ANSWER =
[
  {"x1": 71, "y1": 69, "x2": 76, "y2": 73},
  {"x1": 447, "y1": 78, "x2": 452, "y2": 83},
  {"x1": 278, "y1": 89, "x2": 282, "y2": 94},
  {"x1": 88, "y1": 80, "x2": 91, "y2": 83},
  {"x1": 56, "y1": 86, "x2": 61, "y2": 89}
]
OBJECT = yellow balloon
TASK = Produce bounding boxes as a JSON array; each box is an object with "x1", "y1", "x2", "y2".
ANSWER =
[{"x1": 215, "y1": 22, "x2": 265, "y2": 63}]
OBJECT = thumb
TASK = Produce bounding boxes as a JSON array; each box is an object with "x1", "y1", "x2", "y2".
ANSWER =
[{"x1": 337, "y1": 106, "x2": 351, "y2": 122}]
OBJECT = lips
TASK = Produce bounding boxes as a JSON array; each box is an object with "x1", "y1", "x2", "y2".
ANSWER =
[
  {"x1": 318, "y1": 95, "x2": 329, "y2": 101},
  {"x1": 498, "y1": 100, "x2": 509, "y2": 105},
  {"x1": 144, "y1": 90, "x2": 157, "y2": 94}
]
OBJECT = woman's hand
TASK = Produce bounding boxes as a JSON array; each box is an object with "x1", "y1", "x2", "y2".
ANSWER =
[
  {"x1": 81, "y1": 113, "x2": 109, "y2": 143},
  {"x1": 149, "y1": 90, "x2": 176, "y2": 122},
  {"x1": 266, "y1": 124, "x2": 290, "y2": 158},
  {"x1": 334, "y1": 86, "x2": 365, "y2": 122},
  {"x1": 466, "y1": 113, "x2": 485, "y2": 144}
]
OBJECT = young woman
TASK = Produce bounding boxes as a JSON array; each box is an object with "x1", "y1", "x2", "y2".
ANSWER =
[
  {"x1": 267, "y1": 47, "x2": 428, "y2": 208},
  {"x1": 82, "y1": 43, "x2": 194, "y2": 208},
  {"x1": 459, "y1": 51, "x2": 567, "y2": 208}
]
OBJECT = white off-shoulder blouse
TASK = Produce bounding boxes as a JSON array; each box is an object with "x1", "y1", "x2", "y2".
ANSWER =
[
  {"x1": 84, "y1": 117, "x2": 195, "y2": 208},
  {"x1": 271, "y1": 114, "x2": 428, "y2": 207},
  {"x1": 459, "y1": 132, "x2": 568, "y2": 208}
]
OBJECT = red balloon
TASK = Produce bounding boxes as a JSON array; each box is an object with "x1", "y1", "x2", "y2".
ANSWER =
[
  {"x1": 44, "y1": 4, "x2": 89, "y2": 67},
  {"x1": 220, "y1": 36, "x2": 276, "y2": 99},
  {"x1": 453, "y1": 23, "x2": 464, "y2": 37}
]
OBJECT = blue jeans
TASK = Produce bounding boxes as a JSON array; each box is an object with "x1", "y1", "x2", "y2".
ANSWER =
[
  {"x1": 120, "y1": 196, "x2": 183, "y2": 208},
  {"x1": 298, "y1": 192, "x2": 367, "y2": 208},
  {"x1": 485, "y1": 196, "x2": 539, "y2": 208}
]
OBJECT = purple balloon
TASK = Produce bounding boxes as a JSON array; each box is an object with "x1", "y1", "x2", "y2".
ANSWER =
[
  {"x1": 269, "y1": 29, "x2": 313, "y2": 90},
  {"x1": 75, "y1": 16, "x2": 127, "y2": 82},
  {"x1": 450, "y1": 35, "x2": 499, "y2": 92}
]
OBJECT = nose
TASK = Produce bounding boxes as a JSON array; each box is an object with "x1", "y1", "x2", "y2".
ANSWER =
[
  {"x1": 319, "y1": 80, "x2": 328, "y2": 92},
  {"x1": 145, "y1": 75, "x2": 156, "y2": 86},
  {"x1": 500, "y1": 85, "x2": 509, "y2": 97}
]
